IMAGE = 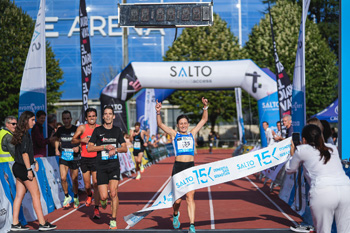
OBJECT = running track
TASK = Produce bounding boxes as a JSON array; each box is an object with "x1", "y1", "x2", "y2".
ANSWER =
[{"x1": 25, "y1": 149, "x2": 302, "y2": 232}]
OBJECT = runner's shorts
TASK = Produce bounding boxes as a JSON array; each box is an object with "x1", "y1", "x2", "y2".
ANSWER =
[
  {"x1": 59, "y1": 158, "x2": 80, "y2": 170},
  {"x1": 97, "y1": 162, "x2": 121, "y2": 185},
  {"x1": 12, "y1": 162, "x2": 35, "y2": 181},
  {"x1": 80, "y1": 157, "x2": 97, "y2": 173},
  {"x1": 172, "y1": 161, "x2": 195, "y2": 176},
  {"x1": 133, "y1": 148, "x2": 145, "y2": 157}
]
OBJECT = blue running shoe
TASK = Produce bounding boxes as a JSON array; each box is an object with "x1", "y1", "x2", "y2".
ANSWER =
[
  {"x1": 172, "y1": 211, "x2": 180, "y2": 229},
  {"x1": 188, "y1": 224, "x2": 196, "y2": 233}
]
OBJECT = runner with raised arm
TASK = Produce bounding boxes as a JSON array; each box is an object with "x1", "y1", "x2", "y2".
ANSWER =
[{"x1": 155, "y1": 97, "x2": 208, "y2": 233}]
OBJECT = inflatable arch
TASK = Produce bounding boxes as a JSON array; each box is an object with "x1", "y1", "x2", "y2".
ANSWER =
[{"x1": 100, "y1": 59, "x2": 280, "y2": 146}]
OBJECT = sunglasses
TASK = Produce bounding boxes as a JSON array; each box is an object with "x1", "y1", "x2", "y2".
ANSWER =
[{"x1": 10, "y1": 123, "x2": 17, "y2": 126}]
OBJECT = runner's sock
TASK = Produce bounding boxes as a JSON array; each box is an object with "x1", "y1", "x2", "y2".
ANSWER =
[
  {"x1": 88, "y1": 192, "x2": 92, "y2": 197},
  {"x1": 95, "y1": 205, "x2": 99, "y2": 209},
  {"x1": 111, "y1": 217, "x2": 116, "y2": 221},
  {"x1": 65, "y1": 193, "x2": 69, "y2": 198},
  {"x1": 74, "y1": 193, "x2": 78, "y2": 198}
]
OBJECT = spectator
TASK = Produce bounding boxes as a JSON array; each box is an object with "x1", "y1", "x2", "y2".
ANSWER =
[
  {"x1": 320, "y1": 120, "x2": 334, "y2": 145},
  {"x1": 262, "y1": 121, "x2": 274, "y2": 146},
  {"x1": 208, "y1": 131, "x2": 214, "y2": 154},
  {"x1": 47, "y1": 114, "x2": 57, "y2": 156},
  {"x1": 273, "y1": 121, "x2": 282, "y2": 142},
  {"x1": 158, "y1": 133, "x2": 167, "y2": 145},
  {"x1": 0, "y1": 116, "x2": 17, "y2": 162},
  {"x1": 286, "y1": 124, "x2": 350, "y2": 233},
  {"x1": 332, "y1": 127, "x2": 338, "y2": 145},
  {"x1": 31, "y1": 110, "x2": 52, "y2": 157}
]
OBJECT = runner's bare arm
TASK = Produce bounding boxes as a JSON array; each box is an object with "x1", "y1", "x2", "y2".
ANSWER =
[
  {"x1": 156, "y1": 99, "x2": 176, "y2": 138},
  {"x1": 71, "y1": 125, "x2": 86, "y2": 144},
  {"x1": 191, "y1": 97, "x2": 209, "y2": 136},
  {"x1": 87, "y1": 141, "x2": 104, "y2": 152}
]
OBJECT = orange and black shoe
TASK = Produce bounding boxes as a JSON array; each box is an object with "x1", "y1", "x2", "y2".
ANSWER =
[{"x1": 93, "y1": 208, "x2": 100, "y2": 219}]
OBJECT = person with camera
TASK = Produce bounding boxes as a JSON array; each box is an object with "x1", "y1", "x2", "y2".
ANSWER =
[{"x1": 286, "y1": 124, "x2": 350, "y2": 233}]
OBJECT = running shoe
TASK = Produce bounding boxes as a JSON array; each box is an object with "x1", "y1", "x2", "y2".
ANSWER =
[
  {"x1": 109, "y1": 220, "x2": 117, "y2": 229},
  {"x1": 290, "y1": 225, "x2": 314, "y2": 233},
  {"x1": 136, "y1": 173, "x2": 141, "y2": 180},
  {"x1": 73, "y1": 197, "x2": 79, "y2": 209},
  {"x1": 93, "y1": 208, "x2": 101, "y2": 219},
  {"x1": 140, "y1": 164, "x2": 145, "y2": 173},
  {"x1": 63, "y1": 195, "x2": 72, "y2": 208},
  {"x1": 38, "y1": 222, "x2": 57, "y2": 231},
  {"x1": 172, "y1": 211, "x2": 180, "y2": 229},
  {"x1": 85, "y1": 195, "x2": 92, "y2": 207},
  {"x1": 10, "y1": 223, "x2": 29, "y2": 231},
  {"x1": 188, "y1": 224, "x2": 196, "y2": 233},
  {"x1": 100, "y1": 199, "x2": 107, "y2": 209}
]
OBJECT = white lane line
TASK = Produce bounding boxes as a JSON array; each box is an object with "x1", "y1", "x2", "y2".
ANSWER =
[
  {"x1": 51, "y1": 177, "x2": 133, "y2": 224},
  {"x1": 207, "y1": 186, "x2": 215, "y2": 229},
  {"x1": 245, "y1": 176, "x2": 298, "y2": 226},
  {"x1": 125, "y1": 176, "x2": 172, "y2": 229}
]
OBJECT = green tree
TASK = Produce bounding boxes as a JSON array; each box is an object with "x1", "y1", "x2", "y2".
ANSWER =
[
  {"x1": 263, "y1": 0, "x2": 339, "y2": 58},
  {"x1": 245, "y1": 0, "x2": 338, "y2": 117},
  {"x1": 0, "y1": 0, "x2": 63, "y2": 123},
  {"x1": 164, "y1": 14, "x2": 248, "y2": 131}
]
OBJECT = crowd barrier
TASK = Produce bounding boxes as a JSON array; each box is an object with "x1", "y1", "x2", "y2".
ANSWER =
[{"x1": 0, "y1": 144, "x2": 175, "y2": 233}]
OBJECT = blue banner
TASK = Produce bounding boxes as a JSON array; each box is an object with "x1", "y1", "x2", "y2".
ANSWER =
[
  {"x1": 257, "y1": 92, "x2": 280, "y2": 147},
  {"x1": 35, "y1": 158, "x2": 55, "y2": 213}
]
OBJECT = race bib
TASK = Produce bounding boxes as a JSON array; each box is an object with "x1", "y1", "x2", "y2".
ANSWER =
[
  {"x1": 101, "y1": 144, "x2": 118, "y2": 160},
  {"x1": 177, "y1": 137, "x2": 194, "y2": 153},
  {"x1": 134, "y1": 141, "x2": 141, "y2": 150},
  {"x1": 61, "y1": 148, "x2": 74, "y2": 161}
]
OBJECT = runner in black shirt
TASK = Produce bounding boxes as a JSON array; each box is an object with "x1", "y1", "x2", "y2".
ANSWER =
[
  {"x1": 54, "y1": 110, "x2": 80, "y2": 209},
  {"x1": 88, "y1": 106, "x2": 127, "y2": 230}
]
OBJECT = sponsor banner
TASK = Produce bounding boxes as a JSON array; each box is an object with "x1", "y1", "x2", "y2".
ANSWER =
[
  {"x1": 144, "y1": 89, "x2": 157, "y2": 137},
  {"x1": 292, "y1": 0, "x2": 310, "y2": 134},
  {"x1": 35, "y1": 158, "x2": 55, "y2": 214},
  {"x1": 268, "y1": 5, "x2": 292, "y2": 119},
  {"x1": 41, "y1": 157, "x2": 64, "y2": 209},
  {"x1": 119, "y1": 150, "x2": 135, "y2": 174},
  {"x1": 131, "y1": 60, "x2": 277, "y2": 101},
  {"x1": 136, "y1": 89, "x2": 175, "y2": 132},
  {"x1": 124, "y1": 138, "x2": 292, "y2": 227},
  {"x1": 0, "y1": 162, "x2": 27, "y2": 225},
  {"x1": 19, "y1": 0, "x2": 47, "y2": 136},
  {"x1": 257, "y1": 92, "x2": 280, "y2": 147},
  {"x1": 78, "y1": 168, "x2": 84, "y2": 191},
  {"x1": 0, "y1": 177, "x2": 12, "y2": 232},
  {"x1": 78, "y1": 0, "x2": 92, "y2": 124}
]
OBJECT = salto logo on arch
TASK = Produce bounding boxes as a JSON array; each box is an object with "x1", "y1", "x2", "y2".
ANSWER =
[{"x1": 170, "y1": 66, "x2": 212, "y2": 77}]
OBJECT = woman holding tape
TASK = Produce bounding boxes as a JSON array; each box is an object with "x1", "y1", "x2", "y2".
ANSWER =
[
  {"x1": 155, "y1": 97, "x2": 208, "y2": 233},
  {"x1": 286, "y1": 124, "x2": 350, "y2": 233},
  {"x1": 10, "y1": 111, "x2": 56, "y2": 231}
]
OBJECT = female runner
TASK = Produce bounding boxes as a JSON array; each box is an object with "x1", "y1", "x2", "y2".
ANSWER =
[{"x1": 155, "y1": 97, "x2": 208, "y2": 233}]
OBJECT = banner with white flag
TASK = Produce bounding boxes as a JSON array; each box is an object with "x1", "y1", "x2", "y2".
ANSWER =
[
  {"x1": 124, "y1": 138, "x2": 292, "y2": 227},
  {"x1": 18, "y1": 0, "x2": 47, "y2": 135},
  {"x1": 235, "y1": 87, "x2": 246, "y2": 144},
  {"x1": 292, "y1": 0, "x2": 310, "y2": 134},
  {"x1": 144, "y1": 89, "x2": 157, "y2": 137}
]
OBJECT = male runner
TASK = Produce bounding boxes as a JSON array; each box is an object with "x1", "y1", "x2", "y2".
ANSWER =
[
  {"x1": 72, "y1": 108, "x2": 100, "y2": 219},
  {"x1": 55, "y1": 110, "x2": 80, "y2": 208},
  {"x1": 88, "y1": 106, "x2": 127, "y2": 229},
  {"x1": 129, "y1": 122, "x2": 147, "y2": 180}
]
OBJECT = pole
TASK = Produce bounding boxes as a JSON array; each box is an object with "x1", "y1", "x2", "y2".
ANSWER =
[{"x1": 122, "y1": 0, "x2": 128, "y2": 68}]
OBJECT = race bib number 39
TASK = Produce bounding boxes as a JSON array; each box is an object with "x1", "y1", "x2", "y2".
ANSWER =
[
  {"x1": 102, "y1": 144, "x2": 118, "y2": 160},
  {"x1": 177, "y1": 137, "x2": 194, "y2": 153},
  {"x1": 61, "y1": 148, "x2": 74, "y2": 161}
]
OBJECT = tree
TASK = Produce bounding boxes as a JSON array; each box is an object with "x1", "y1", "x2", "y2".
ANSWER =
[
  {"x1": 163, "y1": 14, "x2": 248, "y2": 131},
  {"x1": 262, "y1": 0, "x2": 339, "y2": 58},
  {"x1": 0, "y1": 0, "x2": 63, "y2": 123},
  {"x1": 245, "y1": 0, "x2": 338, "y2": 117}
]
